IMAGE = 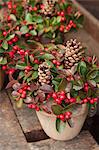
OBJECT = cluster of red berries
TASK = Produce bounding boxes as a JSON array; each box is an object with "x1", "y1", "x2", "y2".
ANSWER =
[
  {"x1": 66, "y1": 20, "x2": 76, "y2": 31},
  {"x1": 29, "y1": 6, "x2": 38, "y2": 12},
  {"x1": 52, "y1": 59, "x2": 61, "y2": 68},
  {"x1": 52, "y1": 91, "x2": 66, "y2": 105},
  {"x1": 7, "y1": 36, "x2": 18, "y2": 45},
  {"x1": 57, "y1": 111, "x2": 72, "y2": 122},
  {"x1": 84, "y1": 82, "x2": 89, "y2": 92},
  {"x1": 82, "y1": 97, "x2": 98, "y2": 104},
  {"x1": 57, "y1": 11, "x2": 66, "y2": 22},
  {"x1": 7, "y1": 1, "x2": 17, "y2": 14},
  {"x1": 28, "y1": 104, "x2": 40, "y2": 111},
  {"x1": 17, "y1": 85, "x2": 31, "y2": 99},
  {"x1": 25, "y1": 66, "x2": 32, "y2": 74}
]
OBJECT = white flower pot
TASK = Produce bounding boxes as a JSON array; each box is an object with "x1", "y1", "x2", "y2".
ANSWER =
[{"x1": 36, "y1": 104, "x2": 88, "y2": 141}]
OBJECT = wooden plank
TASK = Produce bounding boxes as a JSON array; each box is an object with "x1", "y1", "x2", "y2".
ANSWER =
[
  {"x1": 72, "y1": 0, "x2": 99, "y2": 43},
  {"x1": 28, "y1": 131, "x2": 97, "y2": 150},
  {"x1": 0, "y1": 90, "x2": 30, "y2": 150}
]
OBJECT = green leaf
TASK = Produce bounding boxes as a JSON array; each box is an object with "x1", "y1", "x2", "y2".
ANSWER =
[
  {"x1": 25, "y1": 13, "x2": 32, "y2": 23},
  {"x1": 87, "y1": 69, "x2": 99, "y2": 80},
  {"x1": 78, "y1": 61, "x2": 87, "y2": 77},
  {"x1": 16, "y1": 63, "x2": 26, "y2": 70},
  {"x1": 0, "y1": 48, "x2": 5, "y2": 53},
  {"x1": 56, "y1": 118, "x2": 66, "y2": 133},
  {"x1": 76, "y1": 15, "x2": 84, "y2": 24},
  {"x1": 2, "y1": 41, "x2": 8, "y2": 50},
  {"x1": 88, "y1": 80, "x2": 96, "y2": 87},
  {"x1": 33, "y1": 16, "x2": 43, "y2": 23},
  {"x1": 16, "y1": 98, "x2": 23, "y2": 108},
  {"x1": 9, "y1": 14, "x2": 17, "y2": 21},
  {"x1": 0, "y1": 57, "x2": 7, "y2": 65},
  {"x1": 40, "y1": 53, "x2": 55, "y2": 60},
  {"x1": 6, "y1": 34, "x2": 15, "y2": 41},
  {"x1": 57, "y1": 16, "x2": 61, "y2": 23},
  {"x1": 51, "y1": 105, "x2": 63, "y2": 115},
  {"x1": 32, "y1": 71, "x2": 38, "y2": 79},
  {"x1": 20, "y1": 26, "x2": 29, "y2": 34},
  {"x1": 33, "y1": 64, "x2": 39, "y2": 70},
  {"x1": 30, "y1": 30, "x2": 37, "y2": 36},
  {"x1": 58, "y1": 78, "x2": 67, "y2": 91}
]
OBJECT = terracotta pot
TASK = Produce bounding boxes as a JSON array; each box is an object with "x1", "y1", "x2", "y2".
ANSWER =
[
  {"x1": 36, "y1": 104, "x2": 88, "y2": 141},
  {"x1": 0, "y1": 69, "x2": 4, "y2": 90}
]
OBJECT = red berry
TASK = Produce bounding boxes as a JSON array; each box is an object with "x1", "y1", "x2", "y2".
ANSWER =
[
  {"x1": 84, "y1": 86, "x2": 89, "y2": 92},
  {"x1": 65, "y1": 111, "x2": 72, "y2": 116},
  {"x1": 57, "y1": 11, "x2": 60, "y2": 16},
  {"x1": 59, "y1": 25, "x2": 65, "y2": 32},
  {"x1": 35, "y1": 106, "x2": 40, "y2": 111},
  {"x1": 59, "y1": 114, "x2": 65, "y2": 121},
  {"x1": 22, "y1": 91, "x2": 26, "y2": 95},
  {"x1": 3, "y1": 31, "x2": 7, "y2": 36},
  {"x1": 61, "y1": 17, "x2": 65, "y2": 22},
  {"x1": 25, "y1": 33, "x2": 31, "y2": 37},
  {"x1": 8, "y1": 41, "x2": 13, "y2": 45},
  {"x1": 29, "y1": 25, "x2": 33, "y2": 30},
  {"x1": 60, "y1": 91, "x2": 65, "y2": 95},
  {"x1": 60, "y1": 11, "x2": 65, "y2": 17},
  {"x1": 33, "y1": 6, "x2": 37, "y2": 11},
  {"x1": 7, "y1": 16, "x2": 11, "y2": 21},
  {"x1": 21, "y1": 93, "x2": 26, "y2": 98},
  {"x1": 2, "y1": 65, "x2": 7, "y2": 70},
  {"x1": 52, "y1": 59, "x2": 57, "y2": 64},
  {"x1": 52, "y1": 93, "x2": 57, "y2": 99},
  {"x1": 13, "y1": 45, "x2": 18, "y2": 50},
  {"x1": 18, "y1": 89, "x2": 23, "y2": 94},
  {"x1": 83, "y1": 98, "x2": 88, "y2": 103},
  {"x1": 55, "y1": 98, "x2": 61, "y2": 105},
  {"x1": 69, "y1": 98, "x2": 76, "y2": 103},
  {"x1": 56, "y1": 61, "x2": 61, "y2": 66},
  {"x1": 8, "y1": 3, "x2": 12, "y2": 9},
  {"x1": 34, "y1": 59, "x2": 39, "y2": 64},
  {"x1": 59, "y1": 95, "x2": 66, "y2": 101},
  {"x1": 90, "y1": 99, "x2": 95, "y2": 104},
  {"x1": 40, "y1": 4, "x2": 44, "y2": 9},
  {"x1": 65, "y1": 114, "x2": 70, "y2": 120}
]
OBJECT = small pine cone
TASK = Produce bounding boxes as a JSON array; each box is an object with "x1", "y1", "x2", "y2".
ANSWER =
[
  {"x1": 38, "y1": 62, "x2": 52, "y2": 85},
  {"x1": 41, "y1": 0, "x2": 56, "y2": 16},
  {"x1": 64, "y1": 39, "x2": 84, "y2": 69}
]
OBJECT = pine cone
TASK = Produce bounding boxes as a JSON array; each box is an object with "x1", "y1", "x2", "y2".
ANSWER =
[
  {"x1": 41, "y1": 0, "x2": 56, "y2": 16},
  {"x1": 38, "y1": 62, "x2": 52, "y2": 85},
  {"x1": 64, "y1": 39, "x2": 84, "y2": 69}
]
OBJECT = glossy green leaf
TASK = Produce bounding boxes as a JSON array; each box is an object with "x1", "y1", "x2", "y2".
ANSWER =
[
  {"x1": 51, "y1": 105, "x2": 63, "y2": 115},
  {"x1": 30, "y1": 30, "x2": 37, "y2": 36},
  {"x1": 20, "y1": 26, "x2": 29, "y2": 34},
  {"x1": 16, "y1": 63, "x2": 26, "y2": 70},
  {"x1": 0, "y1": 57, "x2": 7, "y2": 65},
  {"x1": 32, "y1": 71, "x2": 38, "y2": 79},
  {"x1": 6, "y1": 34, "x2": 15, "y2": 41},
  {"x1": 56, "y1": 118, "x2": 66, "y2": 133},
  {"x1": 2, "y1": 41, "x2": 8, "y2": 50},
  {"x1": 25, "y1": 13, "x2": 32, "y2": 22},
  {"x1": 40, "y1": 53, "x2": 55, "y2": 60},
  {"x1": 58, "y1": 78, "x2": 67, "y2": 91}
]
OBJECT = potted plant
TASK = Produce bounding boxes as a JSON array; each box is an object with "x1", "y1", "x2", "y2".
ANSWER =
[
  {"x1": 6, "y1": 39, "x2": 99, "y2": 140},
  {"x1": 0, "y1": 0, "x2": 83, "y2": 89}
]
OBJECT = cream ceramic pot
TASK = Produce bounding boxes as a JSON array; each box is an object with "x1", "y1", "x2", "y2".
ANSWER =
[{"x1": 36, "y1": 104, "x2": 88, "y2": 141}]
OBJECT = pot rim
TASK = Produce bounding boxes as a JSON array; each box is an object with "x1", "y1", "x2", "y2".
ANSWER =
[{"x1": 36, "y1": 104, "x2": 88, "y2": 118}]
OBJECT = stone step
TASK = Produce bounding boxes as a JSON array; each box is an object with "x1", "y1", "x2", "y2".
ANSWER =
[
  {"x1": 28, "y1": 131, "x2": 98, "y2": 150},
  {"x1": 0, "y1": 91, "x2": 30, "y2": 150}
]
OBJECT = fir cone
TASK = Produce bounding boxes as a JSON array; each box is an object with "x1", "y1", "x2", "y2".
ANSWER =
[
  {"x1": 41, "y1": 0, "x2": 56, "y2": 16},
  {"x1": 64, "y1": 39, "x2": 84, "y2": 69},
  {"x1": 38, "y1": 62, "x2": 52, "y2": 85}
]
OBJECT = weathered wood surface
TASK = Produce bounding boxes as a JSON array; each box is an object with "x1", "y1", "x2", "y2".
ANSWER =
[
  {"x1": 72, "y1": 0, "x2": 99, "y2": 43},
  {"x1": 0, "y1": 91, "x2": 30, "y2": 150},
  {"x1": 28, "y1": 131, "x2": 98, "y2": 150}
]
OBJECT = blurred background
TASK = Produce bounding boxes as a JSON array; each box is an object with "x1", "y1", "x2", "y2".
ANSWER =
[{"x1": 77, "y1": 0, "x2": 99, "y2": 19}]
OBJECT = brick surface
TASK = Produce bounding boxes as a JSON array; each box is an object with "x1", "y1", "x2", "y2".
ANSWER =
[{"x1": 0, "y1": 91, "x2": 30, "y2": 150}]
